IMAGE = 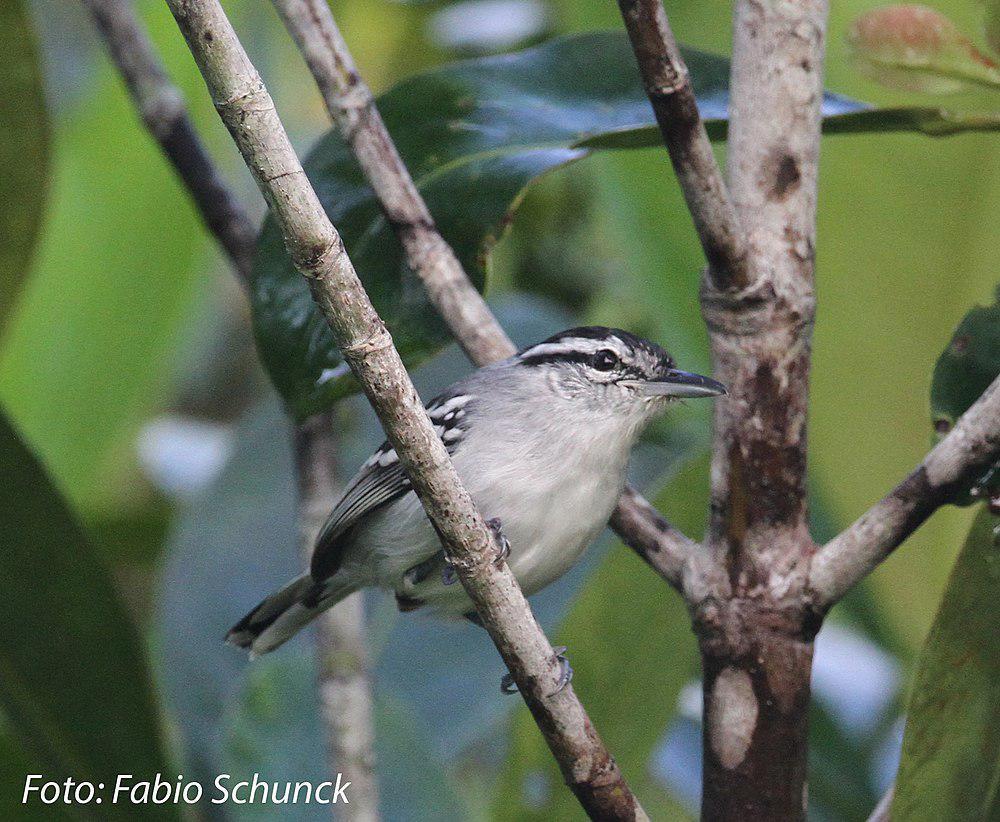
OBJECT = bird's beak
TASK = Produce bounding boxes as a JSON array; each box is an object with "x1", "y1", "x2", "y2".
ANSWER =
[{"x1": 639, "y1": 369, "x2": 727, "y2": 399}]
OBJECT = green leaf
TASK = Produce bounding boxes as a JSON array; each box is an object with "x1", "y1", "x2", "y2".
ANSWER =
[
  {"x1": 931, "y1": 287, "x2": 1000, "y2": 435},
  {"x1": 848, "y1": 4, "x2": 1000, "y2": 94},
  {"x1": 252, "y1": 32, "x2": 883, "y2": 418},
  {"x1": 0, "y1": 1, "x2": 48, "y2": 338},
  {"x1": 892, "y1": 508, "x2": 1000, "y2": 821},
  {"x1": 0, "y1": 409, "x2": 179, "y2": 820},
  {"x1": 0, "y1": 9, "x2": 209, "y2": 513},
  {"x1": 930, "y1": 288, "x2": 1000, "y2": 505},
  {"x1": 253, "y1": 30, "x2": 1000, "y2": 418},
  {"x1": 492, "y1": 455, "x2": 708, "y2": 820}
]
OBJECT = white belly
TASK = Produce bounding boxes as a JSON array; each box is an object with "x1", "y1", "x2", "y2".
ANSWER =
[{"x1": 369, "y1": 426, "x2": 628, "y2": 615}]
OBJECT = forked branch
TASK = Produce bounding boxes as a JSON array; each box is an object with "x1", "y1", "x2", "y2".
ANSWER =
[{"x1": 164, "y1": 1, "x2": 645, "y2": 817}]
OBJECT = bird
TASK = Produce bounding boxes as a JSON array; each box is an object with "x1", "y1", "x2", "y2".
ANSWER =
[{"x1": 227, "y1": 327, "x2": 725, "y2": 660}]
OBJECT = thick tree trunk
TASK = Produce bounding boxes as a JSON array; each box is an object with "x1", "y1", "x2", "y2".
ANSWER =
[
  {"x1": 698, "y1": 612, "x2": 815, "y2": 820},
  {"x1": 694, "y1": 0, "x2": 829, "y2": 816}
]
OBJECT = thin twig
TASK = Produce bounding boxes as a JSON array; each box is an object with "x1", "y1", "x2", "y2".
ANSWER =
[
  {"x1": 609, "y1": 485, "x2": 696, "y2": 589},
  {"x1": 83, "y1": 2, "x2": 381, "y2": 816},
  {"x1": 270, "y1": 0, "x2": 513, "y2": 366},
  {"x1": 809, "y1": 374, "x2": 1000, "y2": 607},
  {"x1": 165, "y1": 2, "x2": 645, "y2": 817},
  {"x1": 82, "y1": 0, "x2": 255, "y2": 283},
  {"x1": 615, "y1": 0, "x2": 749, "y2": 291},
  {"x1": 270, "y1": 0, "x2": 695, "y2": 590},
  {"x1": 294, "y1": 413, "x2": 380, "y2": 822}
]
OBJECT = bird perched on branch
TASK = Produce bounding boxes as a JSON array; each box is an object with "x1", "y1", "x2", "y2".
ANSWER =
[{"x1": 228, "y1": 327, "x2": 725, "y2": 661}]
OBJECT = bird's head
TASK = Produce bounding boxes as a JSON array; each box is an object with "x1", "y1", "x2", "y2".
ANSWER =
[{"x1": 514, "y1": 326, "x2": 726, "y2": 425}]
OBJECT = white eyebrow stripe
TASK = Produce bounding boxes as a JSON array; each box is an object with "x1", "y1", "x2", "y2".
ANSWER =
[{"x1": 519, "y1": 337, "x2": 629, "y2": 360}]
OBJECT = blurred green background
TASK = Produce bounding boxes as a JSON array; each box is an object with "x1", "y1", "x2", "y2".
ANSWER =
[{"x1": 1, "y1": 0, "x2": 997, "y2": 819}]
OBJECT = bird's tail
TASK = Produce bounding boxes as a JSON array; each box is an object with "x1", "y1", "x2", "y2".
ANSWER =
[{"x1": 225, "y1": 574, "x2": 356, "y2": 657}]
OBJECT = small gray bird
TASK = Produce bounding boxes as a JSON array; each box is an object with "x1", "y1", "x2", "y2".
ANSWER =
[{"x1": 228, "y1": 327, "x2": 725, "y2": 657}]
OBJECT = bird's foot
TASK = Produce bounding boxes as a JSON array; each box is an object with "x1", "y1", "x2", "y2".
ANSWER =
[
  {"x1": 500, "y1": 646, "x2": 573, "y2": 696},
  {"x1": 441, "y1": 518, "x2": 510, "y2": 585},
  {"x1": 487, "y1": 518, "x2": 511, "y2": 566}
]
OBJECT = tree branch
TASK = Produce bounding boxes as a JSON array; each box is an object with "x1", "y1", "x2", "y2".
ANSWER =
[
  {"x1": 270, "y1": 0, "x2": 513, "y2": 366},
  {"x1": 294, "y1": 413, "x2": 380, "y2": 822},
  {"x1": 82, "y1": 0, "x2": 256, "y2": 283},
  {"x1": 270, "y1": 0, "x2": 695, "y2": 590},
  {"x1": 609, "y1": 485, "x2": 696, "y2": 589},
  {"x1": 615, "y1": 0, "x2": 749, "y2": 291},
  {"x1": 809, "y1": 374, "x2": 1000, "y2": 607},
  {"x1": 165, "y1": 2, "x2": 645, "y2": 817},
  {"x1": 83, "y1": 2, "x2": 381, "y2": 817}
]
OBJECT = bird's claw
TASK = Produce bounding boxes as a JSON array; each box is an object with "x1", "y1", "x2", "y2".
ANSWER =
[
  {"x1": 551, "y1": 646, "x2": 574, "y2": 694},
  {"x1": 500, "y1": 646, "x2": 573, "y2": 696},
  {"x1": 487, "y1": 518, "x2": 511, "y2": 566},
  {"x1": 441, "y1": 562, "x2": 458, "y2": 586}
]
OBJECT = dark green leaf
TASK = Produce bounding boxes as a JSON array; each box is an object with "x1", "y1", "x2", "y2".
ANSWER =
[
  {"x1": 0, "y1": 409, "x2": 178, "y2": 820},
  {"x1": 252, "y1": 32, "x2": 874, "y2": 418},
  {"x1": 892, "y1": 508, "x2": 1000, "y2": 821},
  {"x1": 931, "y1": 287, "x2": 1000, "y2": 434},
  {"x1": 0, "y1": 1, "x2": 48, "y2": 337},
  {"x1": 930, "y1": 288, "x2": 1000, "y2": 505},
  {"x1": 253, "y1": 30, "x2": 1000, "y2": 417}
]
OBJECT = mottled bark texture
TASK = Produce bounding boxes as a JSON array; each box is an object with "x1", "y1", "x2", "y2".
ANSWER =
[
  {"x1": 165, "y1": 2, "x2": 645, "y2": 818},
  {"x1": 294, "y1": 415, "x2": 380, "y2": 822},
  {"x1": 82, "y1": 0, "x2": 255, "y2": 283},
  {"x1": 271, "y1": 0, "x2": 694, "y2": 592},
  {"x1": 695, "y1": 0, "x2": 828, "y2": 818},
  {"x1": 619, "y1": 0, "x2": 1000, "y2": 815}
]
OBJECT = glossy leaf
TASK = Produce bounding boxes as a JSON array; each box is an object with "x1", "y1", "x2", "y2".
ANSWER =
[
  {"x1": 253, "y1": 29, "x2": 1000, "y2": 418},
  {"x1": 892, "y1": 509, "x2": 1000, "y2": 821},
  {"x1": 251, "y1": 32, "x2": 895, "y2": 419},
  {"x1": 0, "y1": 0, "x2": 48, "y2": 338},
  {"x1": 848, "y1": 5, "x2": 1000, "y2": 93},
  {"x1": 0, "y1": 409, "x2": 178, "y2": 820}
]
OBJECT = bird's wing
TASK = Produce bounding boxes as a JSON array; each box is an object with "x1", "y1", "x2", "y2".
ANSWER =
[{"x1": 310, "y1": 390, "x2": 475, "y2": 580}]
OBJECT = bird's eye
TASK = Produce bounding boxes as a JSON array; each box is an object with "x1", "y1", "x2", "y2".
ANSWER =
[{"x1": 592, "y1": 349, "x2": 619, "y2": 371}]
